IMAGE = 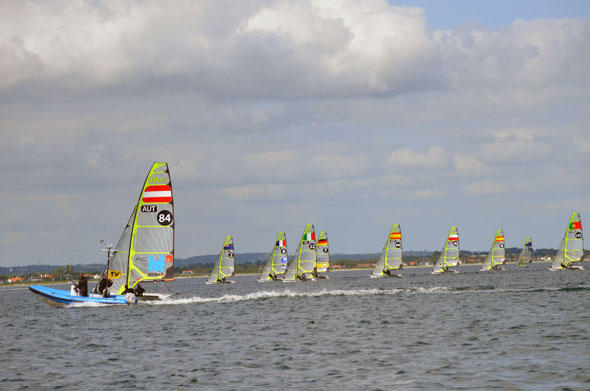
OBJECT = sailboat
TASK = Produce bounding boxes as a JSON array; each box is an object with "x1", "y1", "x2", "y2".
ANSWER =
[
  {"x1": 283, "y1": 223, "x2": 317, "y2": 282},
  {"x1": 432, "y1": 226, "x2": 460, "y2": 274},
  {"x1": 480, "y1": 229, "x2": 505, "y2": 271},
  {"x1": 517, "y1": 237, "x2": 533, "y2": 266},
  {"x1": 29, "y1": 162, "x2": 175, "y2": 307},
  {"x1": 207, "y1": 235, "x2": 236, "y2": 283},
  {"x1": 313, "y1": 230, "x2": 330, "y2": 279},
  {"x1": 549, "y1": 212, "x2": 584, "y2": 271},
  {"x1": 371, "y1": 224, "x2": 403, "y2": 278},
  {"x1": 258, "y1": 232, "x2": 288, "y2": 281}
]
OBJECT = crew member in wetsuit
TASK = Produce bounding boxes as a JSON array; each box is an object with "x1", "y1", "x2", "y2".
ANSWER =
[
  {"x1": 75, "y1": 274, "x2": 88, "y2": 297},
  {"x1": 95, "y1": 276, "x2": 113, "y2": 297},
  {"x1": 134, "y1": 283, "x2": 145, "y2": 296}
]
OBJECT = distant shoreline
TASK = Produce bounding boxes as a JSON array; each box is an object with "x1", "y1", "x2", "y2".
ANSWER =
[{"x1": 1, "y1": 261, "x2": 560, "y2": 289}]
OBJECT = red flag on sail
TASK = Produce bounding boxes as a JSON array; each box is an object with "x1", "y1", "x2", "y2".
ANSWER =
[{"x1": 142, "y1": 185, "x2": 172, "y2": 203}]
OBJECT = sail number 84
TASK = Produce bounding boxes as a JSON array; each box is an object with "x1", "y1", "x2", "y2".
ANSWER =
[{"x1": 157, "y1": 210, "x2": 173, "y2": 226}]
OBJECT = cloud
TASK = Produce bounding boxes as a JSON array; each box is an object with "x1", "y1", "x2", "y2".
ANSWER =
[
  {"x1": 464, "y1": 180, "x2": 506, "y2": 196},
  {"x1": 387, "y1": 146, "x2": 450, "y2": 169},
  {"x1": 222, "y1": 183, "x2": 289, "y2": 201},
  {"x1": 480, "y1": 133, "x2": 551, "y2": 164},
  {"x1": 409, "y1": 189, "x2": 447, "y2": 200},
  {"x1": 453, "y1": 154, "x2": 492, "y2": 176},
  {"x1": 0, "y1": 1, "x2": 589, "y2": 264},
  {"x1": 0, "y1": 232, "x2": 26, "y2": 245}
]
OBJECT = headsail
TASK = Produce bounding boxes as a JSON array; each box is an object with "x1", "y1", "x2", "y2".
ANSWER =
[
  {"x1": 109, "y1": 162, "x2": 174, "y2": 295},
  {"x1": 259, "y1": 232, "x2": 288, "y2": 281},
  {"x1": 551, "y1": 212, "x2": 584, "y2": 270},
  {"x1": 315, "y1": 231, "x2": 330, "y2": 275},
  {"x1": 284, "y1": 223, "x2": 316, "y2": 280},
  {"x1": 433, "y1": 226, "x2": 460, "y2": 273},
  {"x1": 371, "y1": 224, "x2": 402, "y2": 278},
  {"x1": 208, "y1": 236, "x2": 235, "y2": 283},
  {"x1": 518, "y1": 237, "x2": 533, "y2": 266},
  {"x1": 481, "y1": 229, "x2": 505, "y2": 271}
]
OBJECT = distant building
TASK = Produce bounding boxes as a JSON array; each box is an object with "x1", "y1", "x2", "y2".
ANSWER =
[
  {"x1": 182, "y1": 270, "x2": 194, "y2": 275},
  {"x1": 8, "y1": 276, "x2": 24, "y2": 283}
]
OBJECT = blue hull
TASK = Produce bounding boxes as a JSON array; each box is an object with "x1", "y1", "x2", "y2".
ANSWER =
[{"x1": 29, "y1": 285, "x2": 136, "y2": 307}]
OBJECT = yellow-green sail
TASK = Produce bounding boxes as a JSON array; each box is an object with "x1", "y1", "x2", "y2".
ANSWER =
[
  {"x1": 371, "y1": 224, "x2": 402, "y2": 278},
  {"x1": 284, "y1": 223, "x2": 316, "y2": 280},
  {"x1": 518, "y1": 237, "x2": 533, "y2": 266},
  {"x1": 109, "y1": 162, "x2": 174, "y2": 295},
  {"x1": 433, "y1": 226, "x2": 460, "y2": 273},
  {"x1": 259, "y1": 232, "x2": 288, "y2": 281},
  {"x1": 481, "y1": 229, "x2": 505, "y2": 271},
  {"x1": 550, "y1": 212, "x2": 584, "y2": 270},
  {"x1": 208, "y1": 235, "x2": 235, "y2": 283}
]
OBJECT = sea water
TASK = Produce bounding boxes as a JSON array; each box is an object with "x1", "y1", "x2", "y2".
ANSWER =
[{"x1": 1, "y1": 263, "x2": 589, "y2": 390}]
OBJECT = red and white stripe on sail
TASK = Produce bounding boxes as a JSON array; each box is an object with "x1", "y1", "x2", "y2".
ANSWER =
[
  {"x1": 142, "y1": 185, "x2": 172, "y2": 203},
  {"x1": 448, "y1": 233, "x2": 459, "y2": 241}
]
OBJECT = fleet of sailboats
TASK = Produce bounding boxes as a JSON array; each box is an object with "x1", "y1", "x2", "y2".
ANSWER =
[{"x1": 27, "y1": 160, "x2": 587, "y2": 308}]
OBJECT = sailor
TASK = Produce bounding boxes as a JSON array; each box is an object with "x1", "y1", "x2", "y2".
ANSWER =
[
  {"x1": 76, "y1": 274, "x2": 88, "y2": 297},
  {"x1": 95, "y1": 276, "x2": 112, "y2": 297},
  {"x1": 134, "y1": 283, "x2": 145, "y2": 296}
]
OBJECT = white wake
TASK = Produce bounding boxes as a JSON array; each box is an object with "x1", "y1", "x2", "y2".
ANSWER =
[{"x1": 145, "y1": 286, "x2": 452, "y2": 305}]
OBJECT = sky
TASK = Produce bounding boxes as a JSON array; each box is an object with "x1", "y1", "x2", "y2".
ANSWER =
[{"x1": 1, "y1": 0, "x2": 589, "y2": 266}]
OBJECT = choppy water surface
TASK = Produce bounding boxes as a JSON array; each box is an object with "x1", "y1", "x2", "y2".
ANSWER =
[{"x1": 1, "y1": 263, "x2": 589, "y2": 390}]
